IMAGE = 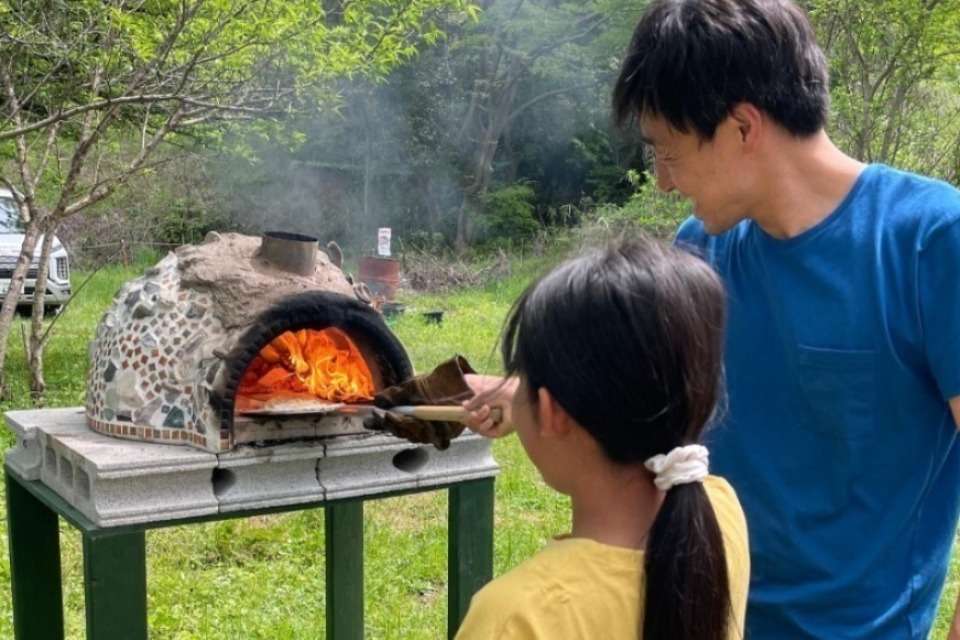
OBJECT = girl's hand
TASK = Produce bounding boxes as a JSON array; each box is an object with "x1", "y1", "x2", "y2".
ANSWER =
[{"x1": 462, "y1": 374, "x2": 518, "y2": 438}]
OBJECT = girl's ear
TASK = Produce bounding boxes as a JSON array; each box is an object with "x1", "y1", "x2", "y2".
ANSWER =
[{"x1": 537, "y1": 387, "x2": 574, "y2": 438}]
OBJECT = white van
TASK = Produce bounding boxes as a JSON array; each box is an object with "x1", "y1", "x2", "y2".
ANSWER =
[{"x1": 0, "y1": 188, "x2": 71, "y2": 313}]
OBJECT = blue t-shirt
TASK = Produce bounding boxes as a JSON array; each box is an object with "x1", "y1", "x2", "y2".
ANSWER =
[{"x1": 676, "y1": 164, "x2": 960, "y2": 639}]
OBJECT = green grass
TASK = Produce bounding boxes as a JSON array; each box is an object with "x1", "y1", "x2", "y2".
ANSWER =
[{"x1": 0, "y1": 253, "x2": 958, "y2": 638}]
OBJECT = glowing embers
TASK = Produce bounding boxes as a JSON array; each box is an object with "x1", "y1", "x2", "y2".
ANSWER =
[{"x1": 235, "y1": 328, "x2": 375, "y2": 412}]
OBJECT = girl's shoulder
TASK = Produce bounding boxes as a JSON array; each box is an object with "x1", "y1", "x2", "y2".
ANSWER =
[
  {"x1": 704, "y1": 474, "x2": 742, "y2": 511},
  {"x1": 453, "y1": 548, "x2": 571, "y2": 640},
  {"x1": 455, "y1": 540, "x2": 643, "y2": 639},
  {"x1": 703, "y1": 474, "x2": 749, "y2": 551},
  {"x1": 704, "y1": 474, "x2": 751, "y2": 635},
  {"x1": 473, "y1": 537, "x2": 643, "y2": 604}
]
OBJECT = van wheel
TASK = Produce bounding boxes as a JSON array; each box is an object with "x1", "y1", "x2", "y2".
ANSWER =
[{"x1": 43, "y1": 305, "x2": 62, "y2": 318}]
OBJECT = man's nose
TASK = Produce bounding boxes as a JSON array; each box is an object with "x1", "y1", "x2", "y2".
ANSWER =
[{"x1": 654, "y1": 163, "x2": 676, "y2": 193}]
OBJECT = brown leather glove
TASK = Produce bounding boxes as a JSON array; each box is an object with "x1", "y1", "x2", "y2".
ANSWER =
[{"x1": 363, "y1": 355, "x2": 476, "y2": 450}]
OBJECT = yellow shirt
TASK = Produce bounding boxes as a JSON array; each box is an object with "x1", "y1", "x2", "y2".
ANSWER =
[{"x1": 455, "y1": 475, "x2": 749, "y2": 640}]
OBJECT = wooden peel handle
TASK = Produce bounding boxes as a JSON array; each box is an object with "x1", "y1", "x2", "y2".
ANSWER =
[{"x1": 397, "y1": 405, "x2": 504, "y2": 424}]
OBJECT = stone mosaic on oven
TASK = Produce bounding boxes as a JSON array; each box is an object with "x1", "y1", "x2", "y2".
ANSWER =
[{"x1": 86, "y1": 231, "x2": 383, "y2": 452}]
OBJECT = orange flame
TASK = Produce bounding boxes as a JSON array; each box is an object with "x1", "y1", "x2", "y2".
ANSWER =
[{"x1": 237, "y1": 328, "x2": 375, "y2": 405}]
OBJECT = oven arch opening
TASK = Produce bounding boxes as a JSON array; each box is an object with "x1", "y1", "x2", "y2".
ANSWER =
[{"x1": 211, "y1": 291, "x2": 412, "y2": 445}]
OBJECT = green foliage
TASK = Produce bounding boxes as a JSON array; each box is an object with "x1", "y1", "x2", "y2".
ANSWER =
[
  {"x1": 54, "y1": 148, "x2": 230, "y2": 266},
  {"x1": 586, "y1": 170, "x2": 692, "y2": 238},
  {"x1": 572, "y1": 128, "x2": 640, "y2": 204},
  {"x1": 478, "y1": 182, "x2": 540, "y2": 242},
  {"x1": 443, "y1": 0, "x2": 645, "y2": 241},
  {"x1": 1, "y1": 0, "x2": 472, "y2": 109},
  {"x1": 0, "y1": 0, "x2": 478, "y2": 214},
  {"x1": 400, "y1": 231, "x2": 450, "y2": 253},
  {"x1": 808, "y1": 0, "x2": 960, "y2": 181},
  {"x1": 154, "y1": 200, "x2": 231, "y2": 246},
  {"x1": 213, "y1": 0, "x2": 647, "y2": 250}
]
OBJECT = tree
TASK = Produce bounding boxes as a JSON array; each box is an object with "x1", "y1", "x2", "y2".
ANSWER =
[
  {"x1": 206, "y1": 0, "x2": 645, "y2": 252},
  {"x1": 808, "y1": 0, "x2": 960, "y2": 181},
  {"x1": 0, "y1": 0, "x2": 472, "y2": 397},
  {"x1": 440, "y1": 0, "x2": 641, "y2": 248}
]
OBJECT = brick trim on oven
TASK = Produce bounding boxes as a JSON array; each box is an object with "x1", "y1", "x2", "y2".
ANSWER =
[{"x1": 87, "y1": 415, "x2": 220, "y2": 448}]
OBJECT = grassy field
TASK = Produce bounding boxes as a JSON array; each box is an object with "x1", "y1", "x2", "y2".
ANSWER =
[{"x1": 0, "y1": 253, "x2": 959, "y2": 638}]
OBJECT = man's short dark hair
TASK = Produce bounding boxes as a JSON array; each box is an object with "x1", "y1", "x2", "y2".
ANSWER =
[{"x1": 613, "y1": 0, "x2": 829, "y2": 138}]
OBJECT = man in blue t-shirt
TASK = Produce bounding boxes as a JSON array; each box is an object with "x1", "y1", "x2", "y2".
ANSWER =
[
  {"x1": 605, "y1": 0, "x2": 960, "y2": 638},
  {"x1": 460, "y1": 0, "x2": 960, "y2": 636}
]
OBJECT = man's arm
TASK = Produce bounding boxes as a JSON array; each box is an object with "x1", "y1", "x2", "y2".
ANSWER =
[{"x1": 944, "y1": 396, "x2": 960, "y2": 640}]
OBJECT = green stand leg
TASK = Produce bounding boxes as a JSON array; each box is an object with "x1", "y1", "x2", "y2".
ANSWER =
[
  {"x1": 326, "y1": 500, "x2": 364, "y2": 640},
  {"x1": 448, "y1": 478, "x2": 495, "y2": 639},
  {"x1": 82, "y1": 530, "x2": 147, "y2": 640},
  {"x1": 6, "y1": 471, "x2": 65, "y2": 640}
]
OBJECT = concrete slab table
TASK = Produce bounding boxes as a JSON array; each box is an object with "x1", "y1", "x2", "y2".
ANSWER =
[{"x1": 4, "y1": 408, "x2": 498, "y2": 640}]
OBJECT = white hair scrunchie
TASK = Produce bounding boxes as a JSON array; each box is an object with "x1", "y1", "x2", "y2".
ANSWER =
[{"x1": 644, "y1": 444, "x2": 710, "y2": 491}]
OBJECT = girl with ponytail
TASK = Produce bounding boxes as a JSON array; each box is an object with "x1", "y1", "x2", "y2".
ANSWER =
[{"x1": 456, "y1": 237, "x2": 749, "y2": 640}]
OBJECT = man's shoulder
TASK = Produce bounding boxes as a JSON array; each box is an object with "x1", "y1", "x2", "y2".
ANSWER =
[
  {"x1": 870, "y1": 164, "x2": 960, "y2": 203},
  {"x1": 867, "y1": 164, "x2": 960, "y2": 240},
  {"x1": 674, "y1": 216, "x2": 750, "y2": 261},
  {"x1": 675, "y1": 215, "x2": 707, "y2": 248}
]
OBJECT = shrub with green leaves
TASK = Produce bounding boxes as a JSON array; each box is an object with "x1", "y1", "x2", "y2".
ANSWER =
[
  {"x1": 478, "y1": 182, "x2": 541, "y2": 244},
  {"x1": 586, "y1": 170, "x2": 692, "y2": 239}
]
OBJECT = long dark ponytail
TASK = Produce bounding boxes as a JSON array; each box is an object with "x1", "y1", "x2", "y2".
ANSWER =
[{"x1": 500, "y1": 237, "x2": 731, "y2": 640}]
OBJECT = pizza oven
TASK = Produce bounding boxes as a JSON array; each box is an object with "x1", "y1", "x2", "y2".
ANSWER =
[{"x1": 85, "y1": 231, "x2": 413, "y2": 453}]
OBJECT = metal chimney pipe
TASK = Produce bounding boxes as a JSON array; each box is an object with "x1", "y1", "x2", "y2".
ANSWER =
[{"x1": 257, "y1": 231, "x2": 318, "y2": 276}]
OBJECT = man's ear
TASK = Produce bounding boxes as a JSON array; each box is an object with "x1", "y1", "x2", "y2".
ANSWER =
[
  {"x1": 536, "y1": 387, "x2": 574, "y2": 438},
  {"x1": 729, "y1": 102, "x2": 763, "y2": 149}
]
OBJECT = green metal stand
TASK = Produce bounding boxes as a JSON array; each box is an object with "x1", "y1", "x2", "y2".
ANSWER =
[
  {"x1": 83, "y1": 530, "x2": 148, "y2": 640},
  {"x1": 4, "y1": 465, "x2": 495, "y2": 640},
  {"x1": 326, "y1": 499, "x2": 364, "y2": 640},
  {"x1": 6, "y1": 471, "x2": 64, "y2": 640},
  {"x1": 448, "y1": 479, "x2": 495, "y2": 638}
]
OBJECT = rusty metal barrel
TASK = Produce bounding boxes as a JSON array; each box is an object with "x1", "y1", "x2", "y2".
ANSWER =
[{"x1": 358, "y1": 256, "x2": 401, "y2": 301}]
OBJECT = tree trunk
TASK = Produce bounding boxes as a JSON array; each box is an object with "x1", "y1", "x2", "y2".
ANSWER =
[
  {"x1": 361, "y1": 93, "x2": 375, "y2": 231},
  {"x1": 424, "y1": 174, "x2": 443, "y2": 234},
  {"x1": 455, "y1": 71, "x2": 522, "y2": 252},
  {"x1": 363, "y1": 131, "x2": 372, "y2": 225},
  {"x1": 950, "y1": 129, "x2": 960, "y2": 185},
  {"x1": 455, "y1": 200, "x2": 470, "y2": 252},
  {"x1": 503, "y1": 125, "x2": 518, "y2": 183},
  {"x1": 0, "y1": 221, "x2": 41, "y2": 397},
  {"x1": 28, "y1": 230, "x2": 56, "y2": 397}
]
